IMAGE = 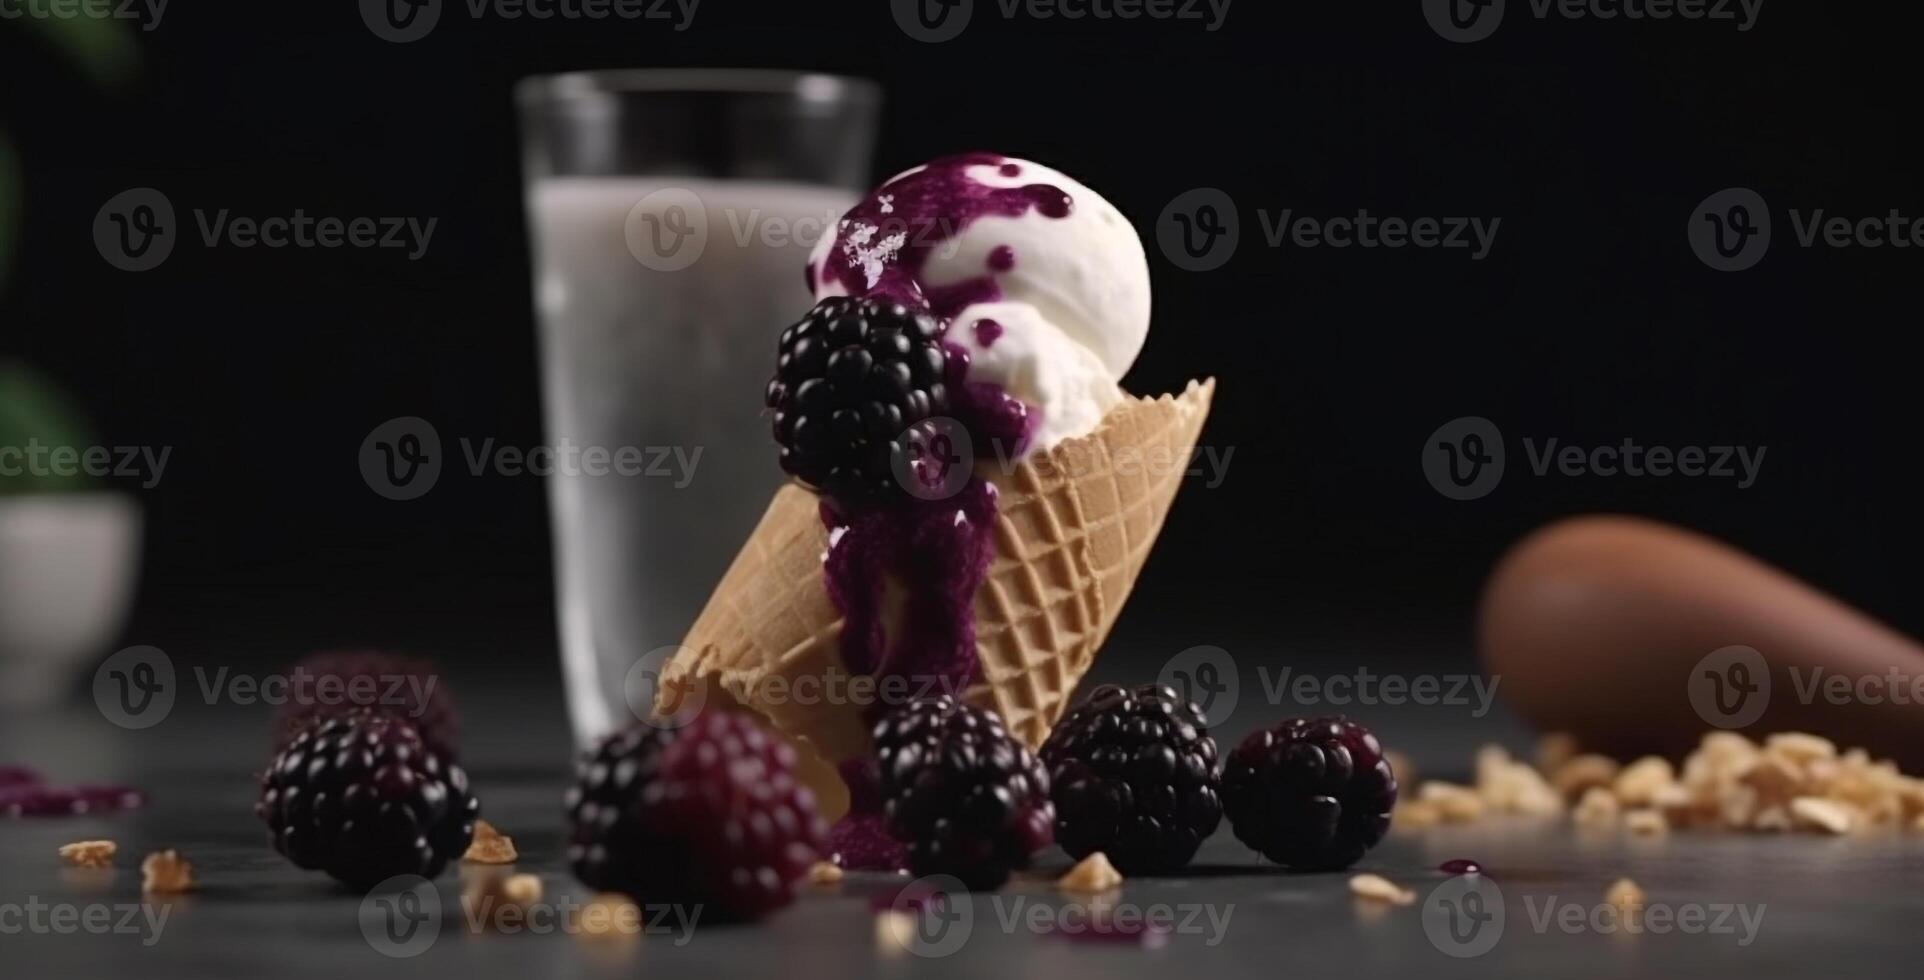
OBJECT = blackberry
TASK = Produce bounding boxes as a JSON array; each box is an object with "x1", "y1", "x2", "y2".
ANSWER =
[
  {"x1": 875, "y1": 696, "x2": 1054, "y2": 890},
  {"x1": 1220, "y1": 716, "x2": 1397, "y2": 871},
  {"x1": 272, "y1": 651, "x2": 460, "y2": 760},
  {"x1": 256, "y1": 709, "x2": 478, "y2": 889},
  {"x1": 1041, "y1": 683, "x2": 1222, "y2": 874},
  {"x1": 565, "y1": 713, "x2": 827, "y2": 921},
  {"x1": 767, "y1": 296, "x2": 951, "y2": 503}
]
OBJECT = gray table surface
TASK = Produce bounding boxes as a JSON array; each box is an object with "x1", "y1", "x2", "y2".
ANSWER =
[{"x1": 4, "y1": 683, "x2": 1920, "y2": 979}]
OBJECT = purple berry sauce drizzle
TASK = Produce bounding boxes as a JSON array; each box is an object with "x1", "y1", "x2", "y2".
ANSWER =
[
  {"x1": 1439, "y1": 859, "x2": 1485, "y2": 875},
  {"x1": 810, "y1": 154, "x2": 1072, "y2": 869},
  {"x1": 0, "y1": 766, "x2": 146, "y2": 818}
]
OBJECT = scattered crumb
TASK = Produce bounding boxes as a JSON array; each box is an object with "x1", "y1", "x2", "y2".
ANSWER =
[
  {"x1": 1349, "y1": 873, "x2": 1415, "y2": 906},
  {"x1": 141, "y1": 851, "x2": 193, "y2": 894},
  {"x1": 463, "y1": 820, "x2": 519, "y2": 864},
  {"x1": 1384, "y1": 750, "x2": 1416, "y2": 788},
  {"x1": 464, "y1": 872, "x2": 545, "y2": 930},
  {"x1": 1394, "y1": 799, "x2": 1442, "y2": 829},
  {"x1": 1057, "y1": 852, "x2": 1124, "y2": 893},
  {"x1": 578, "y1": 893, "x2": 642, "y2": 941},
  {"x1": 1419, "y1": 782, "x2": 1486, "y2": 822},
  {"x1": 1612, "y1": 757, "x2": 1677, "y2": 807},
  {"x1": 1624, "y1": 809, "x2": 1668, "y2": 836},
  {"x1": 808, "y1": 861, "x2": 845, "y2": 885},
  {"x1": 1476, "y1": 746, "x2": 1564, "y2": 816},
  {"x1": 1766, "y1": 732, "x2": 1837, "y2": 766},
  {"x1": 59, "y1": 840, "x2": 116, "y2": 869},
  {"x1": 1552, "y1": 755, "x2": 1621, "y2": 801},
  {"x1": 1536, "y1": 731, "x2": 1581, "y2": 775},
  {"x1": 1605, "y1": 878, "x2": 1646, "y2": 914},
  {"x1": 1573, "y1": 787, "x2": 1621, "y2": 829},
  {"x1": 1789, "y1": 796, "x2": 1854, "y2": 835}
]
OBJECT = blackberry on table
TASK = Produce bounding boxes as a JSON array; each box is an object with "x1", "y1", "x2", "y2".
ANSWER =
[
  {"x1": 875, "y1": 696, "x2": 1054, "y2": 890},
  {"x1": 767, "y1": 296, "x2": 950, "y2": 504},
  {"x1": 1220, "y1": 716, "x2": 1397, "y2": 871},
  {"x1": 565, "y1": 713, "x2": 827, "y2": 921},
  {"x1": 1042, "y1": 683, "x2": 1222, "y2": 874},
  {"x1": 256, "y1": 709, "x2": 479, "y2": 889}
]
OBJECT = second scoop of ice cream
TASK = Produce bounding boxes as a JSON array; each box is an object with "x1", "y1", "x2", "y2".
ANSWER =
[{"x1": 807, "y1": 154, "x2": 1152, "y2": 455}]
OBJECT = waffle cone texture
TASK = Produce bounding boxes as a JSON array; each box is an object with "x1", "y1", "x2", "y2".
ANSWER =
[{"x1": 659, "y1": 379, "x2": 1216, "y2": 813}]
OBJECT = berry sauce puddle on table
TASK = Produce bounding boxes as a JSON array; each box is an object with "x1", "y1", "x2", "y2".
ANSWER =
[{"x1": 808, "y1": 153, "x2": 1071, "y2": 869}]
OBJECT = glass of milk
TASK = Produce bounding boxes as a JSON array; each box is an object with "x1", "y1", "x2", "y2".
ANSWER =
[{"x1": 516, "y1": 70, "x2": 879, "y2": 747}]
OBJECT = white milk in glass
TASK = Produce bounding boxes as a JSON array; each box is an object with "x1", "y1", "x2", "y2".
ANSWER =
[{"x1": 528, "y1": 177, "x2": 853, "y2": 744}]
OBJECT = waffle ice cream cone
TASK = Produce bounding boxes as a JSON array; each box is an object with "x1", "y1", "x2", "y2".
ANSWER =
[{"x1": 659, "y1": 379, "x2": 1215, "y2": 816}]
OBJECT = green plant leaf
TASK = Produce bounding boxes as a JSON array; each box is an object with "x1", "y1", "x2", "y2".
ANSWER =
[
  {"x1": 0, "y1": 360, "x2": 98, "y2": 495},
  {"x1": 23, "y1": 14, "x2": 139, "y2": 88}
]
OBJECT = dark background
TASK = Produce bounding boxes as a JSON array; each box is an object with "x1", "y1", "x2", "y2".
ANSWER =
[{"x1": 3, "y1": 1, "x2": 1918, "y2": 680}]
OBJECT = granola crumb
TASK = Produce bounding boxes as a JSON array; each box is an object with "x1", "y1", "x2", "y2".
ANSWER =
[
  {"x1": 464, "y1": 872, "x2": 545, "y2": 930},
  {"x1": 578, "y1": 893, "x2": 642, "y2": 941},
  {"x1": 1605, "y1": 878, "x2": 1646, "y2": 915},
  {"x1": 1384, "y1": 750, "x2": 1416, "y2": 789},
  {"x1": 463, "y1": 819, "x2": 519, "y2": 864},
  {"x1": 1766, "y1": 732, "x2": 1837, "y2": 766},
  {"x1": 1624, "y1": 808, "x2": 1668, "y2": 835},
  {"x1": 1420, "y1": 781, "x2": 1488, "y2": 822},
  {"x1": 1394, "y1": 799, "x2": 1443, "y2": 829},
  {"x1": 1057, "y1": 852, "x2": 1124, "y2": 893},
  {"x1": 1789, "y1": 796, "x2": 1854, "y2": 835},
  {"x1": 1573, "y1": 787, "x2": 1621, "y2": 829},
  {"x1": 1349, "y1": 873, "x2": 1416, "y2": 906},
  {"x1": 1535, "y1": 731, "x2": 1581, "y2": 775},
  {"x1": 141, "y1": 850, "x2": 194, "y2": 894},
  {"x1": 808, "y1": 860, "x2": 845, "y2": 885},
  {"x1": 1552, "y1": 754, "x2": 1621, "y2": 801},
  {"x1": 1612, "y1": 757, "x2": 1677, "y2": 807},
  {"x1": 59, "y1": 840, "x2": 117, "y2": 870}
]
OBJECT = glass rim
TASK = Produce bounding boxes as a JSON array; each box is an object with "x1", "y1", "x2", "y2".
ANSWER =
[{"x1": 515, "y1": 69, "x2": 881, "y2": 109}]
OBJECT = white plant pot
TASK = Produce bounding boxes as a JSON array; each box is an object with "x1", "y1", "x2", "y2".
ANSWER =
[{"x1": 0, "y1": 492, "x2": 141, "y2": 705}]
